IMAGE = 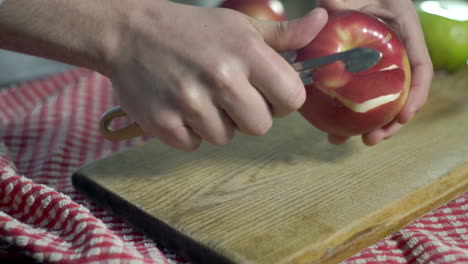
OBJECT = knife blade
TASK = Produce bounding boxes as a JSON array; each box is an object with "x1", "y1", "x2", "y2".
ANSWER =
[{"x1": 287, "y1": 47, "x2": 383, "y2": 85}]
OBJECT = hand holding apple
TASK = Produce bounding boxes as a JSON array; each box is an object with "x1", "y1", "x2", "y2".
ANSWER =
[
  {"x1": 297, "y1": 9, "x2": 411, "y2": 141},
  {"x1": 317, "y1": 0, "x2": 433, "y2": 146}
]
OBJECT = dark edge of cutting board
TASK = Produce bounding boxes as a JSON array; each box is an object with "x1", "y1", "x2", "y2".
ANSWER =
[{"x1": 71, "y1": 171, "x2": 235, "y2": 264}]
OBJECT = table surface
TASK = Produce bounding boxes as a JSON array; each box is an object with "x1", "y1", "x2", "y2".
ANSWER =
[
  {"x1": 74, "y1": 69, "x2": 468, "y2": 264},
  {"x1": 0, "y1": 67, "x2": 467, "y2": 264}
]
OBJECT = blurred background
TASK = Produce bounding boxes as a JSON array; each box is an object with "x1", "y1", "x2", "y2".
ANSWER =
[
  {"x1": 1, "y1": 0, "x2": 467, "y2": 87},
  {"x1": 170, "y1": 0, "x2": 317, "y2": 17},
  {"x1": 0, "y1": 0, "x2": 317, "y2": 87}
]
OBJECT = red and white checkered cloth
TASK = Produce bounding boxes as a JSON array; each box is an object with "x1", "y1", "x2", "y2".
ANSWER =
[{"x1": 0, "y1": 68, "x2": 466, "y2": 264}]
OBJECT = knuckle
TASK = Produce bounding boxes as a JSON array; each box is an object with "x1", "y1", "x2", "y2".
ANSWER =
[
  {"x1": 256, "y1": 20, "x2": 288, "y2": 45},
  {"x1": 238, "y1": 34, "x2": 265, "y2": 59},
  {"x1": 144, "y1": 111, "x2": 180, "y2": 136},
  {"x1": 273, "y1": 21, "x2": 289, "y2": 39},
  {"x1": 135, "y1": 111, "x2": 169, "y2": 134},
  {"x1": 135, "y1": 110, "x2": 202, "y2": 151},
  {"x1": 244, "y1": 34, "x2": 263, "y2": 49},
  {"x1": 210, "y1": 63, "x2": 233, "y2": 89},
  {"x1": 152, "y1": 114, "x2": 181, "y2": 136},
  {"x1": 175, "y1": 86, "x2": 204, "y2": 118},
  {"x1": 160, "y1": 125, "x2": 202, "y2": 152},
  {"x1": 208, "y1": 63, "x2": 240, "y2": 102}
]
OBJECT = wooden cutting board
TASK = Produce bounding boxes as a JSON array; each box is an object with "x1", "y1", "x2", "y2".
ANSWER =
[{"x1": 73, "y1": 68, "x2": 468, "y2": 264}]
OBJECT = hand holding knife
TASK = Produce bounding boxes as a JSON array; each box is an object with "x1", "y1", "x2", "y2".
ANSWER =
[{"x1": 100, "y1": 47, "x2": 382, "y2": 141}]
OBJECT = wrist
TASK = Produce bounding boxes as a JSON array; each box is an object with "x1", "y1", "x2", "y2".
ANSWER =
[
  {"x1": 0, "y1": 0, "x2": 137, "y2": 75},
  {"x1": 102, "y1": 0, "x2": 170, "y2": 76}
]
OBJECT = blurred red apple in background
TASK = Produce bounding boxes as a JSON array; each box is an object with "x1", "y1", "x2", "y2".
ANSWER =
[
  {"x1": 219, "y1": 0, "x2": 286, "y2": 21},
  {"x1": 297, "y1": 10, "x2": 411, "y2": 137}
]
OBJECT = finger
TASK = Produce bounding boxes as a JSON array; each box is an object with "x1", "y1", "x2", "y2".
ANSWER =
[
  {"x1": 362, "y1": 120, "x2": 403, "y2": 146},
  {"x1": 247, "y1": 9, "x2": 327, "y2": 117},
  {"x1": 397, "y1": 27, "x2": 433, "y2": 123},
  {"x1": 248, "y1": 43, "x2": 306, "y2": 117},
  {"x1": 382, "y1": 121, "x2": 403, "y2": 140},
  {"x1": 397, "y1": 63, "x2": 433, "y2": 124},
  {"x1": 328, "y1": 134, "x2": 350, "y2": 145},
  {"x1": 171, "y1": 83, "x2": 236, "y2": 146},
  {"x1": 252, "y1": 8, "x2": 328, "y2": 52},
  {"x1": 215, "y1": 77, "x2": 273, "y2": 137},
  {"x1": 362, "y1": 5, "x2": 434, "y2": 124},
  {"x1": 184, "y1": 106, "x2": 236, "y2": 146},
  {"x1": 139, "y1": 110, "x2": 203, "y2": 152}
]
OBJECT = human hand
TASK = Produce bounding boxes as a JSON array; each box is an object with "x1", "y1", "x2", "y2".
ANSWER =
[
  {"x1": 317, "y1": 0, "x2": 433, "y2": 146},
  {"x1": 105, "y1": 1, "x2": 327, "y2": 151}
]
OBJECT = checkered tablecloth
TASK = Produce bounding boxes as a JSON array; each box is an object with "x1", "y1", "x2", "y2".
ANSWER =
[{"x1": 0, "y1": 69, "x2": 466, "y2": 264}]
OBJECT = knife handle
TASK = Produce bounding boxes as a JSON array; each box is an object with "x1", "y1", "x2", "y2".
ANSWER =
[{"x1": 99, "y1": 106, "x2": 146, "y2": 141}]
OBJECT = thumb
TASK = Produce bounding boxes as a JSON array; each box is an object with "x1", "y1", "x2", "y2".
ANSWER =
[{"x1": 251, "y1": 8, "x2": 328, "y2": 52}]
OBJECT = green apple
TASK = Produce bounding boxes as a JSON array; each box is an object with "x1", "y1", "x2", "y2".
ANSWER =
[{"x1": 415, "y1": 0, "x2": 468, "y2": 72}]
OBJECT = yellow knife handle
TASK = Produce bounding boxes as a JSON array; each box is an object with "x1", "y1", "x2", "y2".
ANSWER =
[{"x1": 99, "y1": 106, "x2": 147, "y2": 141}]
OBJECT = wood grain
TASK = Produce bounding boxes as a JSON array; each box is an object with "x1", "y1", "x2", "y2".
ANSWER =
[{"x1": 73, "y1": 67, "x2": 468, "y2": 264}]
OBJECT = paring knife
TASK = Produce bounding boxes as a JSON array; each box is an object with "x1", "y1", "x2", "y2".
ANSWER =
[
  {"x1": 289, "y1": 47, "x2": 382, "y2": 85},
  {"x1": 99, "y1": 47, "x2": 382, "y2": 141}
]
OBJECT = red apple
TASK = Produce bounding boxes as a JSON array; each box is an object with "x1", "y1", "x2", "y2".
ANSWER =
[
  {"x1": 297, "y1": 10, "x2": 411, "y2": 137},
  {"x1": 219, "y1": 0, "x2": 286, "y2": 21}
]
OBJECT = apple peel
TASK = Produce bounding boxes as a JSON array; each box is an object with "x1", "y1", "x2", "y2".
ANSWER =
[{"x1": 315, "y1": 68, "x2": 406, "y2": 113}]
